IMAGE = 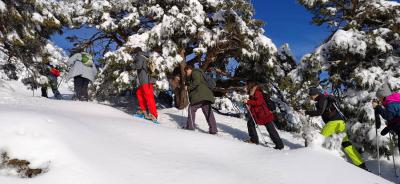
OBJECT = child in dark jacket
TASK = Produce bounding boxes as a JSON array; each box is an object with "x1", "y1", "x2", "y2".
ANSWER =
[
  {"x1": 244, "y1": 80, "x2": 284, "y2": 149},
  {"x1": 41, "y1": 63, "x2": 62, "y2": 100}
]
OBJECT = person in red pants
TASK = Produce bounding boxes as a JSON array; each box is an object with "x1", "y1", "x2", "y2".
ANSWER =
[{"x1": 131, "y1": 48, "x2": 157, "y2": 122}]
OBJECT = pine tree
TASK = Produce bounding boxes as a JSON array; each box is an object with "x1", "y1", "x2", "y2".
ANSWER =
[
  {"x1": 55, "y1": 0, "x2": 277, "y2": 99},
  {"x1": 298, "y1": 0, "x2": 400, "y2": 155},
  {"x1": 0, "y1": 0, "x2": 66, "y2": 87}
]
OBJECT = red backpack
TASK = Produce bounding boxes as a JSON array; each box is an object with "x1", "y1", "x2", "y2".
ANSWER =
[{"x1": 50, "y1": 68, "x2": 61, "y2": 77}]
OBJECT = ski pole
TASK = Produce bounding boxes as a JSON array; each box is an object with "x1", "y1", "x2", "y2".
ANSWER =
[
  {"x1": 245, "y1": 104, "x2": 268, "y2": 146},
  {"x1": 389, "y1": 133, "x2": 399, "y2": 177},
  {"x1": 374, "y1": 107, "x2": 382, "y2": 175},
  {"x1": 376, "y1": 127, "x2": 381, "y2": 176}
]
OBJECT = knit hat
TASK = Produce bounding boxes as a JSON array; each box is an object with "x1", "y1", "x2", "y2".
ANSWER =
[
  {"x1": 376, "y1": 84, "x2": 392, "y2": 98},
  {"x1": 308, "y1": 87, "x2": 321, "y2": 96}
]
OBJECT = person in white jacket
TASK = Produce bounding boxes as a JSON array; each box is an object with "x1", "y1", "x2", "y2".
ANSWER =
[{"x1": 67, "y1": 50, "x2": 97, "y2": 101}]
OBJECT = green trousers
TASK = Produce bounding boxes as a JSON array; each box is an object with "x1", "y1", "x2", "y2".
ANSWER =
[{"x1": 321, "y1": 120, "x2": 364, "y2": 166}]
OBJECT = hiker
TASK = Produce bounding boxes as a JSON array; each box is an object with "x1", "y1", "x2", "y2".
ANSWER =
[
  {"x1": 184, "y1": 65, "x2": 218, "y2": 134},
  {"x1": 40, "y1": 62, "x2": 62, "y2": 99},
  {"x1": 131, "y1": 48, "x2": 158, "y2": 122},
  {"x1": 304, "y1": 87, "x2": 367, "y2": 170},
  {"x1": 67, "y1": 48, "x2": 97, "y2": 101},
  {"x1": 373, "y1": 84, "x2": 400, "y2": 152},
  {"x1": 244, "y1": 80, "x2": 284, "y2": 150}
]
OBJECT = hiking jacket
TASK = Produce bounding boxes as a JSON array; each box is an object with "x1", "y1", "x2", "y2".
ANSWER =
[
  {"x1": 375, "y1": 93, "x2": 400, "y2": 134},
  {"x1": 246, "y1": 87, "x2": 275, "y2": 125},
  {"x1": 187, "y1": 69, "x2": 214, "y2": 104},
  {"x1": 131, "y1": 52, "x2": 155, "y2": 87},
  {"x1": 67, "y1": 52, "x2": 97, "y2": 82},
  {"x1": 306, "y1": 94, "x2": 343, "y2": 123}
]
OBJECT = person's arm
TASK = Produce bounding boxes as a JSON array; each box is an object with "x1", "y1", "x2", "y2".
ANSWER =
[
  {"x1": 187, "y1": 70, "x2": 201, "y2": 91},
  {"x1": 246, "y1": 91, "x2": 263, "y2": 107},
  {"x1": 378, "y1": 104, "x2": 397, "y2": 135},
  {"x1": 67, "y1": 53, "x2": 80, "y2": 67},
  {"x1": 131, "y1": 54, "x2": 145, "y2": 70},
  {"x1": 375, "y1": 105, "x2": 395, "y2": 122},
  {"x1": 305, "y1": 97, "x2": 328, "y2": 117}
]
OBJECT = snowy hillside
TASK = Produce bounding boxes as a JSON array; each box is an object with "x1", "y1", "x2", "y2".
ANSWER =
[{"x1": 0, "y1": 80, "x2": 392, "y2": 184}]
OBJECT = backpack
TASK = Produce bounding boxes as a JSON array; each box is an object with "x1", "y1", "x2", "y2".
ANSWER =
[
  {"x1": 138, "y1": 54, "x2": 157, "y2": 78},
  {"x1": 325, "y1": 95, "x2": 347, "y2": 120},
  {"x1": 80, "y1": 53, "x2": 94, "y2": 67},
  {"x1": 262, "y1": 92, "x2": 276, "y2": 111},
  {"x1": 49, "y1": 67, "x2": 61, "y2": 77},
  {"x1": 200, "y1": 70, "x2": 216, "y2": 90}
]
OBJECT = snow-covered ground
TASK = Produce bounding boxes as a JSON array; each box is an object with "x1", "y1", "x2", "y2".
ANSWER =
[{"x1": 0, "y1": 80, "x2": 394, "y2": 184}]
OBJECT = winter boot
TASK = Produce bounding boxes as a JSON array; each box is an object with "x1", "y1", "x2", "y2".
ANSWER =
[
  {"x1": 358, "y1": 163, "x2": 369, "y2": 171},
  {"x1": 134, "y1": 110, "x2": 147, "y2": 118},
  {"x1": 146, "y1": 113, "x2": 158, "y2": 123},
  {"x1": 244, "y1": 139, "x2": 259, "y2": 145}
]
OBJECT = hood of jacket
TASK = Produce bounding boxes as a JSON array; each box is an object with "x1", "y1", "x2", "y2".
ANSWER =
[{"x1": 383, "y1": 93, "x2": 400, "y2": 107}]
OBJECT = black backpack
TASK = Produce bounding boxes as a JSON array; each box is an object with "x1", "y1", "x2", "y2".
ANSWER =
[
  {"x1": 325, "y1": 95, "x2": 347, "y2": 120},
  {"x1": 262, "y1": 92, "x2": 276, "y2": 111}
]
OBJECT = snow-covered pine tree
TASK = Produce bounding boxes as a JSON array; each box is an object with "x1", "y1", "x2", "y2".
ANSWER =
[
  {"x1": 298, "y1": 0, "x2": 400, "y2": 155},
  {"x1": 0, "y1": 0, "x2": 67, "y2": 88},
  {"x1": 56, "y1": 0, "x2": 277, "y2": 100}
]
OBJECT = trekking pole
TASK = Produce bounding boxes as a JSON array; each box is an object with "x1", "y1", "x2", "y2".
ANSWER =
[
  {"x1": 376, "y1": 127, "x2": 381, "y2": 176},
  {"x1": 389, "y1": 133, "x2": 399, "y2": 177},
  {"x1": 374, "y1": 108, "x2": 382, "y2": 176},
  {"x1": 245, "y1": 104, "x2": 268, "y2": 146},
  {"x1": 57, "y1": 74, "x2": 66, "y2": 89}
]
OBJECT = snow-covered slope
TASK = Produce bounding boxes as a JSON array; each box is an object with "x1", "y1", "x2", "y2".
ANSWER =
[{"x1": 0, "y1": 80, "x2": 392, "y2": 184}]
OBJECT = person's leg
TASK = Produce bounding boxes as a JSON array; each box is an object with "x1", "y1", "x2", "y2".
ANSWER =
[
  {"x1": 265, "y1": 123, "x2": 284, "y2": 149},
  {"x1": 186, "y1": 102, "x2": 201, "y2": 130},
  {"x1": 247, "y1": 119, "x2": 259, "y2": 144},
  {"x1": 73, "y1": 76, "x2": 82, "y2": 100},
  {"x1": 81, "y1": 78, "x2": 90, "y2": 101},
  {"x1": 391, "y1": 125, "x2": 400, "y2": 154},
  {"x1": 200, "y1": 101, "x2": 218, "y2": 134},
  {"x1": 49, "y1": 75, "x2": 62, "y2": 99},
  {"x1": 321, "y1": 120, "x2": 365, "y2": 167},
  {"x1": 41, "y1": 86, "x2": 48, "y2": 98},
  {"x1": 142, "y1": 84, "x2": 158, "y2": 118},
  {"x1": 136, "y1": 85, "x2": 146, "y2": 113}
]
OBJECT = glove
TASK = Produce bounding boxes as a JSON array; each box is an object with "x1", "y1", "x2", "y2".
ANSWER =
[{"x1": 381, "y1": 127, "x2": 391, "y2": 136}]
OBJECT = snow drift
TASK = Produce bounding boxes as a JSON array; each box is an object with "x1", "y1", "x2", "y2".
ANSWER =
[{"x1": 0, "y1": 81, "x2": 392, "y2": 184}]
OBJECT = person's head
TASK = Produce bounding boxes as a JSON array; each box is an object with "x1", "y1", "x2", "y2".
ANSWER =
[
  {"x1": 308, "y1": 87, "x2": 321, "y2": 101},
  {"x1": 245, "y1": 79, "x2": 258, "y2": 94},
  {"x1": 376, "y1": 84, "x2": 392, "y2": 102},
  {"x1": 133, "y1": 47, "x2": 143, "y2": 54},
  {"x1": 184, "y1": 65, "x2": 194, "y2": 77},
  {"x1": 70, "y1": 46, "x2": 85, "y2": 56}
]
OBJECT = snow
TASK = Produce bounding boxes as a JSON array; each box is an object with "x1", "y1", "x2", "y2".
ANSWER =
[
  {"x1": 319, "y1": 29, "x2": 367, "y2": 59},
  {"x1": 300, "y1": 0, "x2": 329, "y2": 7},
  {"x1": 32, "y1": 13, "x2": 44, "y2": 23},
  {"x1": 0, "y1": 80, "x2": 394, "y2": 184},
  {"x1": 0, "y1": 0, "x2": 6, "y2": 13}
]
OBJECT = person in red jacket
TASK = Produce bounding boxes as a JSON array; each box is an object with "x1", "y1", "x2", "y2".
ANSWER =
[{"x1": 244, "y1": 80, "x2": 284, "y2": 149}]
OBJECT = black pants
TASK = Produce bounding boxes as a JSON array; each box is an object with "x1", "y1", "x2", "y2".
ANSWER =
[
  {"x1": 247, "y1": 119, "x2": 284, "y2": 149},
  {"x1": 41, "y1": 75, "x2": 62, "y2": 99},
  {"x1": 390, "y1": 124, "x2": 400, "y2": 153},
  {"x1": 74, "y1": 76, "x2": 90, "y2": 101}
]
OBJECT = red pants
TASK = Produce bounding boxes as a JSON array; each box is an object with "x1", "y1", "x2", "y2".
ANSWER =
[{"x1": 136, "y1": 84, "x2": 158, "y2": 118}]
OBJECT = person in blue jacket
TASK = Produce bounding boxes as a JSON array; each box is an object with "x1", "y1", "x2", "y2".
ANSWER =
[{"x1": 373, "y1": 84, "x2": 400, "y2": 152}]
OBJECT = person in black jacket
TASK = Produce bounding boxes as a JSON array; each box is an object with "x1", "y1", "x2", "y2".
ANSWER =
[{"x1": 304, "y1": 87, "x2": 367, "y2": 170}]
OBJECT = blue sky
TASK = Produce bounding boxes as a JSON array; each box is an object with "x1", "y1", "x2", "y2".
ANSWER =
[
  {"x1": 51, "y1": 1, "x2": 331, "y2": 60},
  {"x1": 252, "y1": 0, "x2": 331, "y2": 60}
]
